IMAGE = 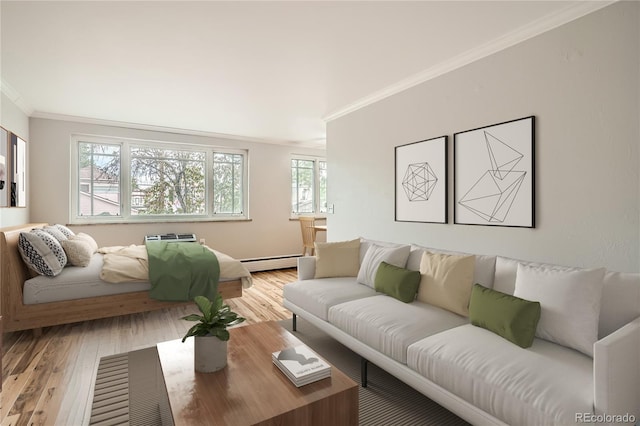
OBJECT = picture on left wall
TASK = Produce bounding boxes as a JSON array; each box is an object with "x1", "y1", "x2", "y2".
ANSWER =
[{"x1": 395, "y1": 136, "x2": 448, "y2": 224}]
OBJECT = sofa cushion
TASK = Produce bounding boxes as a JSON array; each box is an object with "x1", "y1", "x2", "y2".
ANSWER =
[
  {"x1": 417, "y1": 251, "x2": 475, "y2": 316},
  {"x1": 314, "y1": 239, "x2": 361, "y2": 278},
  {"x1": 328, "y1": 295, "x2": 467, "y2": 364},
  {"x1": 408, "y1": 245, "x2": 496, "y2": 288},
  {"x1": 374, "y1": 262, "x2": 421, "y2": 303},
  {"x1": 514, "y1": 263, "x2": 605, "y2": 357},
  {"x1": 469, "y1": 283, "x2": 541, "y2": 348},
  {"x1": 407, "y1": 324, "x2": 594, "y2": 426},
  {"x1": 599, "y1": 271, "x2": 640, "y2": 338},
  {"x1": 283, "y1": 278, "x2": 377, "y2": 321},
  {"x1": 357, "y1": 243, "x2": 411, "y2": 288}
]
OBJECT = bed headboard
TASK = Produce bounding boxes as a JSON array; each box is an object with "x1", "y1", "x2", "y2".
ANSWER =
[{"x1": 0, "y1": 223, "x2": 48, "y2": 319}]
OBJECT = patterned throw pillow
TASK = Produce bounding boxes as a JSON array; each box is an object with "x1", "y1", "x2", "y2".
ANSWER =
[
  {"x1": 41, "y1": 225, "x2": 69, "y2": 242},
  {"x1": 18, "y1": 231, "x2": 68, "y2": 276},
  {"x1": 54, "y1": 224, "x2": 76, "y2": 239}
]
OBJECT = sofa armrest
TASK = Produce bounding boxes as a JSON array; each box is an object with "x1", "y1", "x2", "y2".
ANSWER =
[
  {"x1": 594, "y1": 316, "x2": 640, "y2": 423},
  {"x1": 297, "y1": 256, "x2": 316, "y2": 280}
]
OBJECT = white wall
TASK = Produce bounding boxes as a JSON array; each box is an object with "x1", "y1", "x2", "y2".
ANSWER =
[
  {"x1": 28, "y1": 118, "x2": 325, "y2": 259},
  {"x1": 327, "y1": 2, "x2": 639, "y2": 272},
  {"x1": 0, "y1": 92, "x2": 30, "y2": 227}
]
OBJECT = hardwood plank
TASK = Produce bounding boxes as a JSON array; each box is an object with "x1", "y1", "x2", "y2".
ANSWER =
[{"x1": 1, "y1": 268, "x2": 297, "y2": 425}]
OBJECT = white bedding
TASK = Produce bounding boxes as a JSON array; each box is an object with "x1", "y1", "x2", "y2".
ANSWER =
[{"x1": 23, "y1": 248, "x2": 253, "y2": 304}]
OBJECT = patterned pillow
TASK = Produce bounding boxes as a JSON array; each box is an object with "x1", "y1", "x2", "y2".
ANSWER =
[
  {"x1": 18, "y1": 231, "x2": 68, "y2": 276},
  {"x1": 41, "y1": 225, "x2": 69, "y2": 242},
  {"x1": 54, "y1": 224, "x2": 75, "y2": 239}
]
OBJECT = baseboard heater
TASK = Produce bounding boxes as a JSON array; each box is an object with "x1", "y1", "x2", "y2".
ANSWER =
[{"x1": 241, "y1": 255, "x2": 299, "y2": 272}]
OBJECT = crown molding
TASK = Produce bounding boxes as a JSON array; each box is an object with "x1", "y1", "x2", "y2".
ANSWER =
[
  {"x1": 1, "y1": 78, "x2": 34, "y2": 116},
  {"x1": 323, "y1": 1, "x2": 616, "y2": 123},
  {"x1": 31, "y1": 111, "x2": 326, "y2": 149}
]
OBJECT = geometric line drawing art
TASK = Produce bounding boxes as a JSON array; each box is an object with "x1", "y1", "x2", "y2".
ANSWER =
[
  {"x1": 454, "y1": 115, "x2": 535, "y2": 228},
  {"x1": 402, "y1": 162, "x2": 438, "y2": 201},
  {"x1": 484, "y1": 131, "x2": 523, "y2": 180},
  {"x1": 459, "y1": 169, "x2": 526, "y2": 222},
  {"x1": 395, "y1": 135, "x2": 448, "y2": 224}
]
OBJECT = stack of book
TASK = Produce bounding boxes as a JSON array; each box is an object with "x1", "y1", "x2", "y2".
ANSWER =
[{"x1": 272, "y1": 344, "x2": 331, "y2": 387}]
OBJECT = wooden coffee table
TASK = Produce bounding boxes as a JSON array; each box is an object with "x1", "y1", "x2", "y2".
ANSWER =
[{"x1": 157, "y1": 321, "x2": 358, "y2": 425}]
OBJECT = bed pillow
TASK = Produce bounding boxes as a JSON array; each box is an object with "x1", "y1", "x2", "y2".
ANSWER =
[
  {"x1": 314, "y1": 239, "x2": 361, "y2": 278},
  {"x1": 75, "y1": 232, "x2": 99, "y2": 253},
  {"x1": 54, "y1": 224, "x2": 75, "y2": 238},
  {"x1": 61, "y1": 238, "x2": 94, "y2": 267},
  {"x1": 357, "y1": 243, "x2": 411, "y2": 288},
  {"x1": 374, "y1": 261, "x2": 421, "y2": 303},
  {"x1": 469, "y1": 284, "x2": 541, "y2": 348},
  {"x1": 417, "y1": 251, "x2": 475, "y2": 316},
  {"x1": 41, "y1": 225, "x2": 69, "y2": 242},
  {"x1": 18, "y1": 231, "x2": 67, "y2": 276},
  {"x1": 513, "y1": 263, "x2": 605, "y2": 357}
]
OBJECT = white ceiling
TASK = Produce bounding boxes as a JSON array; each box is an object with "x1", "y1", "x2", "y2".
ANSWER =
[{"x1": 0, "y1": 1, "x2": 612, "y2": 146}]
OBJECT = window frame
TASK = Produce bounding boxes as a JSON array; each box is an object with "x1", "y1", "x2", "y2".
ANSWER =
[
  {"x1": 290, "y1": 155, "x2": 326, "y2": 218},
  {"x1": 70, "y1": 134, "x2": 249, "y2": 224}
]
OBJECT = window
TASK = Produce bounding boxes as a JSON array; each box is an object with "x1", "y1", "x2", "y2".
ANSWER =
[
  {"x1": 71, "y1": 135, "x2": 248, "y2": 223},
  {"x1": 291, "y1": 156, "x2": 326, "y2": 216}
]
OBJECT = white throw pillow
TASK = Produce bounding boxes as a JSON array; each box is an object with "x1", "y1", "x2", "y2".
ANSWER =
[
  {"x1": 514, "y1": 263, "x2": 605, "y2": 357},
  {"x1": 357, "y1": 244, "x2": 411, "y2": 288}
]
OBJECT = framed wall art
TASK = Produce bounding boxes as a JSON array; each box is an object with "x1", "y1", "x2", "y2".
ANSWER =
[
  {"x1": 395, "y1": 135, "x2": 447, "y2": 223},
  {"x1": 454, "y1": 116, "x2": 535, "y2": 228}
]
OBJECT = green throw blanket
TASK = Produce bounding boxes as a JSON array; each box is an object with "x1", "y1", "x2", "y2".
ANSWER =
[{"x1": 146, "y1": 242, "x2": 220, "y2": 302}]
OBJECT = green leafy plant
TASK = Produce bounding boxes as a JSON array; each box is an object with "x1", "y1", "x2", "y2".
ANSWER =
[{"x1": 181, "y1": 294, "x2": 245, "y2": 342}]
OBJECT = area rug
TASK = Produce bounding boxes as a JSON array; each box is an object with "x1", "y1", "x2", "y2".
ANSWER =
[{"x1": 91, "y1": 318, "x2": 469, "y2": 425}]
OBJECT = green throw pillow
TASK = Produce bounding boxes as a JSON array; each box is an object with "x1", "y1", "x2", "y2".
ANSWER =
[
  {"x1": 374, "y1": 261, "x2": 421, "y2": 303},
  {"x1": 468, "y1": 284, "x2": 541, "y2": 348}
]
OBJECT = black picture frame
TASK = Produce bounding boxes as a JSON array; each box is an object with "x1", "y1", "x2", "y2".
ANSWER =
[
  {"x1": 454, "y1": 116, "x2": 535, "y2": 228},
  {"x1": 395, "y1": 135, "x2": 448, "y2": 224}
]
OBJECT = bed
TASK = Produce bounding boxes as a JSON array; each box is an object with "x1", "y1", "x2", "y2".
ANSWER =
[{"x1": 0, "y1": 223, "x2": 251, "y2": 332}]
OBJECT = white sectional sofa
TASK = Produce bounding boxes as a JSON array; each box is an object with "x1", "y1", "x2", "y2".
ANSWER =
[{"x1": 283, "y1": 239, "x2": 640, "y2": 426}]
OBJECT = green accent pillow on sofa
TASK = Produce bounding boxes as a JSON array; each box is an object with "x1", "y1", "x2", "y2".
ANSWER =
[
  {"x1": 469, "y1": 284, "x2": 541, "y2": 348},
  {"x1": 374, "y1": 261, "x2": 421, "y2": 303}
]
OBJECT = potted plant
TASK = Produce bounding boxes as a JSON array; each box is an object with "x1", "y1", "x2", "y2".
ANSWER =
[{"x1": 181, "y1": 293, "x2": 246, "y2": 372}]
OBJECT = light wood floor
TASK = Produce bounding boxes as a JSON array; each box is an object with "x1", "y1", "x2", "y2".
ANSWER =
[{"x1": 1, "y1": 268, "x2": 297, "y2": 426}]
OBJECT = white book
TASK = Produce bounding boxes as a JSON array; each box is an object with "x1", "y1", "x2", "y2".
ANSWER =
[
  {"x1": 272, "y1": 345, "x2": 331, "y2": 385},
  {"x1": 272, "y1": 359, "x2": 331, "y2": 387}
]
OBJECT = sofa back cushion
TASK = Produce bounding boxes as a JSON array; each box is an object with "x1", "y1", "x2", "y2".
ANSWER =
[
  {"x1": 408, "y1": 245, "x2": 496, "y2": 288},
  {"x1": 599, "y1": 271, "x2": 640, "y2": 338},
  {"x1": 495, "y1": 256, "x2": 640, "y2": 339}
]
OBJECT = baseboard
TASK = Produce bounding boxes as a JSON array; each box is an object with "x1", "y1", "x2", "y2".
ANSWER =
[{"x1": 241, "y1": 255, "x2": 299, "y2": 272}]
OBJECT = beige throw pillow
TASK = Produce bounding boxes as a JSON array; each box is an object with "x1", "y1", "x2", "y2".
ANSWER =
[
  {"x1": 75, "y1": 232, "x2": 99, "y2": 253},
  {"x1": 61, "y1": 238, "x2": 94, "y2": 267},
  {"x1": 417, "y1": 251, "x2": 476, "y2": 316},
  {"x1": 314, "y1": 239, "x2": 361, "y2": 278}
]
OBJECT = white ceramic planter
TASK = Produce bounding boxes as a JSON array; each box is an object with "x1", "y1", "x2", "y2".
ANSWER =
[{"x1": 194, "y1": 336, "x2": 228, "y2": 373}]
